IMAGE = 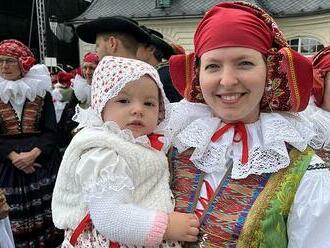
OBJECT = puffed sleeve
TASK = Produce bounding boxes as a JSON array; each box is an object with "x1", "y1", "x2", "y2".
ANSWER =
[
  {"x1": 287, "y1": 157, "x2": 330, "y2": 248},
  {"x1": 76, "y1": 147, "x2": 135, "y2": 199}
]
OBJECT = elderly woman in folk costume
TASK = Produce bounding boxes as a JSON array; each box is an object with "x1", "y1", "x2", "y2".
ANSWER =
[
  {"x1": 163, "y1": 2, "x2": 330, "y2": 247},
  {"x1": 300, "y1": 46, "x2": 330, "y2": 166},
  {"x1": 0, "y1": 39, "x2": 63, "y2": 247}
]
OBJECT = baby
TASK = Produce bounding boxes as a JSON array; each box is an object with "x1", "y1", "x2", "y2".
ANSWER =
[{"x1": 52, "y1": 56, "x2": 199, "y2": 247}]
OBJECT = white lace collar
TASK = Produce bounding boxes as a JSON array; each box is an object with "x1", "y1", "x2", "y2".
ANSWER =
[
  {"x1": 300, "y1": 97, "x2": 330, "y2": 151},
  {"x1": 0, "y1": 64, "x2": 51, "y2": 105},
  {"x1": 73, "y1": 106, "x2": 152, "y2": 149},
  {"x1": 71, "y1": 74, "x2": 91, "y2": 105},
  {"x1": 163, "y1": 100, "x2": 315, "y2": 179}
]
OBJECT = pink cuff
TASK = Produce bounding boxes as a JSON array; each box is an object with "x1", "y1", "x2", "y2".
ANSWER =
[{"x1": 144, "y1": 211, "x2": 168, "y2": 246}]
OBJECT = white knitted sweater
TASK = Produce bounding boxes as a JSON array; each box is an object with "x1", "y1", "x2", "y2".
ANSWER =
[{"x1": 51, "y1": 124, "x2": 174, "y2": 230}]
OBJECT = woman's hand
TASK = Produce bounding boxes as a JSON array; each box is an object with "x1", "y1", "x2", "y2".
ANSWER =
[
  {"x1": 21, "y1": 163, "x2": 42, "y2": 174},
  {"x1": 11, "y1": 148, "x2": 42, "y2": 169},
  {"x1": 163, "y1": 211, "x2": 200, "y2": 242},
  {"x1": 8, "y1": 151, "x2": 19, "y2": 162}
]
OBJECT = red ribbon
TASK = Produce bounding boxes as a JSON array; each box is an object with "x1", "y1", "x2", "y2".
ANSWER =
[
  {"x1": 211, "y1": 122, "x2": 249, "y2": 164},
  {"x1": 195, "y1": 180, "x2": 214, "y2": 218},
  {"x1": 70, "y1": 213, "x2": 120, "y2": 248},
  {"x1": 148, "y1": 133, "x2": 164, "y2": 151}
]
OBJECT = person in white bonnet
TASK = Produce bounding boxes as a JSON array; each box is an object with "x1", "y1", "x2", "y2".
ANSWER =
[{"x1": 52, "y1": 56, "x2": 199, "y2": 247}]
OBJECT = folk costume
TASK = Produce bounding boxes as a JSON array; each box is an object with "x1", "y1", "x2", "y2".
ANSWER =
[
  {"x1": 57, "y1": 52, "x2": 99, "y2": 150},
  {"x1": 52, "y1": 56, "x2": 180, "y2": 247},
  {"x1": 0, "y1": 39, "x2": 62, "y2": 247},
  {"x1": 165, "y1": 2, "x2": 330, "y2": 247},
  {"x1": 301, "y1": 46, "x2": 330, "y2": 166}
]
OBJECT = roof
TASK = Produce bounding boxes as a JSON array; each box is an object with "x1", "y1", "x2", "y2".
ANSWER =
[
  {"x1": 71, "y1": 0, "x2": 330, "y2": 23},
  {"x1": 259, "y1": 0, "x2": 330, "y2": 17},
  {"x1": 71, "y1": 0, "x2": 257, "y2": 23}
]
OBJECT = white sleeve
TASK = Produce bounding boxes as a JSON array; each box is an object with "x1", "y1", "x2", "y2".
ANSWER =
[
  {"x1": 76, "y1": 148, "x2": 168, "y2": 246},
  {"x1": 287, "y1": 158, "x2": 330, "y2": 248}
]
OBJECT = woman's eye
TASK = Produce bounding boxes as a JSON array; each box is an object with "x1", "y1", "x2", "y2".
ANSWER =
[
  {"x1": 239, "y1": 61, "x2": 254, "y2": 67},
  {"x1": 205, "y1": 64, "x2": 219, "y2": 71}
]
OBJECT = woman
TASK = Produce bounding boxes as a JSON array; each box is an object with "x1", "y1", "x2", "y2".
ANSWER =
[
  {"x1": 57, "y1": 52, "x2": 99, "y2": 150},
  {"x1": 164, "y1": 2, "x2": 330, "y2": 247},
  {"x1": 301, "y1": 46, "x2": 330, "y2": 166},
  {"x1": 0, "y1": 39, "x2": 63, "y2": 247}
]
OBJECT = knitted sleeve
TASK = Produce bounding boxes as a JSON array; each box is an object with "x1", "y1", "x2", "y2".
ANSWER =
[
  {"x1": 88, "y1": 190, "x2": 168, "y2": 246},
  {"x1": 76, "y1": 147, "x2": 168, "y2": 246}
]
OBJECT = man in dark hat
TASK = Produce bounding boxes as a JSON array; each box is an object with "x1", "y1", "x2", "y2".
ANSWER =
[
  {"x1": 76, "y1": 16, "x2": 151, "y2": 59},
  {"x1": 137, "y1": 27, "x2": 183, "y2": 102}
]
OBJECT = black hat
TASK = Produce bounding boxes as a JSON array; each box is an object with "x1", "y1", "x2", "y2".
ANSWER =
[
  {"x1": 141, "y1": 26, "x2": 175, "y2": 60},
  {"x1": 76, "y1": 16, "x2": 151, "y2": 44}
]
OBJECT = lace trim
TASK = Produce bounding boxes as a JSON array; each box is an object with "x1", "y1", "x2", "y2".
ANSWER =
[
  {"x1": 0, "y1": 64, "x2": 51, "y2": 105},
  {"x1": 165, "y1": 102, "x2": 314, "y2": 179},
  {"x1": 300, "y1": 99, "x2": 330, "y2": 151},
  {"x1": 82, "y1": 169, "x2": 135, "y2": 203}
]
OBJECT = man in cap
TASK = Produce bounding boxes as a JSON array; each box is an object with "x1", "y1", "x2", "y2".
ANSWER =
[
  {"x1": 137, "y1": 27, "x2": 183, "y2": 102},
  {"x1": 76, "y1": 16, "x2": 151, "y2": 59}
]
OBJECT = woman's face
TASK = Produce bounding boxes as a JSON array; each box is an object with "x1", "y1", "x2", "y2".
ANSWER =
[
  {"x1": 0, "y1": 55, "x2": 22, "y2": 81},
  {"x1": 199, "y1": 47, "x2": 267, "y2": 123},
  {"x1": 82, "y1": 62, "x2": 97, "y2": 84},
  {"x1": 321, "y1": 72, "x2": 330, "y2": 111}
]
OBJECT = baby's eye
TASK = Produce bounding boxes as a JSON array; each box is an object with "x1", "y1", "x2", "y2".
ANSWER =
[
  {"x1": 145, "y1": 101, "x2": 156, "y2": 107},
  {"x1": 117, "y1": 99, "x2": 129, "y2": 104}
]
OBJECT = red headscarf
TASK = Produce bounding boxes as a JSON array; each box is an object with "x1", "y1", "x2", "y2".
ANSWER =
[
  {"x1": 169, "y1": 2, "x2": 313, "y2": 112},
  {"x1": 83, "y1": 52, "x2": 99, "y2": 65},
  {"x1": 312, "y1": 46, "x2": 330, "y2": 106},
  {"x1": 0, "y1": 39, "x2": 36, "y2": 75}
]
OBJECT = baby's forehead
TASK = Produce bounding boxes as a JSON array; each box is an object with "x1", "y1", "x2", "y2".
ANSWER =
[{"x1": 117, "y1": 75, "x2": 160, "y2": 95}]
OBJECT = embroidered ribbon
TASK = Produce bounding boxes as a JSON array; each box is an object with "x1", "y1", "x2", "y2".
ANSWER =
[
  {"x1": 148, "y1": 133, "x2": 164, "y2": 151},
  {"x1": 211, "y1": 122, "x2": 249, "y2": 164}
]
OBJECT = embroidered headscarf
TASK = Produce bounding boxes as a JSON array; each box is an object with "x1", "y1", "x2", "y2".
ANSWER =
[
  {"x1": 91, "y1": 56, "x2": 169, "y2": 124},
  {"x1": 0, "y1": 39, "x2": 36, "y2": 75},
  {"x1": 169, "y1": 1, "x2": 313, "y2": 112},
  {"x1": 83, "y1": 52, "x2": 99, "y2": 65},
  {"x1": 312, "y1": 46, "x2": 330, "y2": 106}
]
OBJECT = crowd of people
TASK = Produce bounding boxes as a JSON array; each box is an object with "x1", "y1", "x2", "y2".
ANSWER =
[{"x1": 0, "y1": 1, "x2": 329, "y2": 247}]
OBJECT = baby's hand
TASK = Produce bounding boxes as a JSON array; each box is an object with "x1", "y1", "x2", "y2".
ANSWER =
[{"x1": 163, "y1": 211, "x2": 199, "y2": 242}]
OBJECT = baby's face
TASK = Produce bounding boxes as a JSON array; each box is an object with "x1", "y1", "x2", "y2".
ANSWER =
[{"x1": 102, "y1": 76, "x2": 160, "y2": 138}]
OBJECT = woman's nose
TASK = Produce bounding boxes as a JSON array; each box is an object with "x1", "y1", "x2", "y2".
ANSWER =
[{"x1": 219, "y1": 66, "x2": 238, "y2": 87}]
